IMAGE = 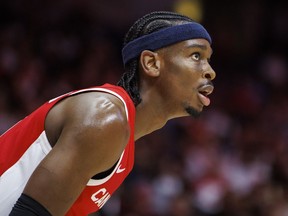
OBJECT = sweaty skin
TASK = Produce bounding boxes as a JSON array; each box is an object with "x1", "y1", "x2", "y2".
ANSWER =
[
  {"x1": 22, "y1": 38, "x2": 215, "y2": 215},
  {"x1": 24, "y1": 93, "x2": 129, "y2": 215}
]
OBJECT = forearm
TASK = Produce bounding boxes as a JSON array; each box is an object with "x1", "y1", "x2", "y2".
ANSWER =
[{"x1": 10, "y1": 194, "x2": 52, "y2": 216}]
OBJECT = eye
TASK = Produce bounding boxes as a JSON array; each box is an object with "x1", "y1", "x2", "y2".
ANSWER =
[{"x1": 191, "y1": 52, "x2": 200, "y2": 61}]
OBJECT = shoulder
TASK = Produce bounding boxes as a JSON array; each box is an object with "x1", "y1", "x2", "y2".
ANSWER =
[
  {"x1": 66, "y1": 91, "x2": 129, "y2": 126},
  {"x1": 45, "y1": 91, "x2": 130, "y2": 175},
  {"x1": 71, "y1": 92, "x2": 130, "y2": 145},
  {"x1": 47, "y1": 91, "x2": 129, "y2": 135}
]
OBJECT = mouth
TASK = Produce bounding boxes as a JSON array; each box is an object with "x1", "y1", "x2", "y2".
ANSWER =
[{"x1": 198, "y1": 84, "x2": 214, "y2": 106}]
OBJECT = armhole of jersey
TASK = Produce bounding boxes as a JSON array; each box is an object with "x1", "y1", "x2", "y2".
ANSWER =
[
  {"x1": 69, "y1": 87, "x2": 129, "y2": 121},
  {"x1": 87, "y1": 150, "x2": 125, "y2": 186}
]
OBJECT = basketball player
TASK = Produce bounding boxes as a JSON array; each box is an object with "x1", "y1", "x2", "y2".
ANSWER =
[{"x1": 0, "y1": 11, "x2": 216, "y2": 216}]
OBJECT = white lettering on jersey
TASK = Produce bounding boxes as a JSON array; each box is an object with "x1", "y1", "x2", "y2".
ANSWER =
[{"x1": 91, "y1": 188, "x2": 111, "y2": 209}]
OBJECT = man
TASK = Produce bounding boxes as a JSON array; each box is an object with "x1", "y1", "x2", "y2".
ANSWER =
[{"x1": 0, "y1": 11, "x2": 216, "y2": 216}]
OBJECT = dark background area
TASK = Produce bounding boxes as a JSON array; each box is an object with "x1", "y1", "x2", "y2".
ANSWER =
[{"x1": 1, "y1": 0, "x2": 288, "y2": 215}]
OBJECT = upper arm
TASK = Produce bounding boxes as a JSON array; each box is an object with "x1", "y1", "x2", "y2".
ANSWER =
[{"x1": 23, "y1": 92, "x2": 130, "y2": 215}]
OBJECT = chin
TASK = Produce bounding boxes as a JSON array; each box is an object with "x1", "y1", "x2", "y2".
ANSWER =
[{"x1": 185, "y1": 106, "x2": 201, "y2": 118}]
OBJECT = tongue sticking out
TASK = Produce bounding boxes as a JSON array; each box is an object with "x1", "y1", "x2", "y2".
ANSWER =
[{"x1": 198, "y1": 93, "x2": 211, "y2": 106}]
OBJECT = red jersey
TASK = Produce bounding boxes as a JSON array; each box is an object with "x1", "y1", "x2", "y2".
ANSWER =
[{"x1": 0, "y1": 84, "x2": 135, "y2": 216}]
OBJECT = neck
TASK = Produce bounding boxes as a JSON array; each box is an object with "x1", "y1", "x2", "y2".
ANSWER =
[
  {"x1": 132, "y1": 73, "x2": 189, "y2": 140},
  {"x1": 134, "y1": 101, "x2": 168, "y2": 140},
  {"x1": 135, "y1": 103, "x2": 167, "y2": 140},
  {"x1": 133, "y1": 82, "x2": 173, "y2": 140}
]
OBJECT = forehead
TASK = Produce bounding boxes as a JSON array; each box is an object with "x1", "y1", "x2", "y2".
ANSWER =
[{"x1": 162, "y1": 38, "x2": 213, "y2": 55}]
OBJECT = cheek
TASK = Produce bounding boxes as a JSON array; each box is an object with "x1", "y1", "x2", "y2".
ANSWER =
[
  {"x1": 178, "y1": 65, "x2": 200, "y2": 87},
  {"x1": 162, "y1": 58, "x2": 201, "y2": 87}
]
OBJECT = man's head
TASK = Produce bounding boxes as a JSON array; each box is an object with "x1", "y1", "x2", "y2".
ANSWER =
[{"x1": 118, "y1": 11, "x2": 215, "y2": 117}]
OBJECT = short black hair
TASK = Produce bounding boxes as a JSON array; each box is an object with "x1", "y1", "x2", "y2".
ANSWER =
[{"x1": 117, "y1": 11, "x2": 194, "y2": 106}]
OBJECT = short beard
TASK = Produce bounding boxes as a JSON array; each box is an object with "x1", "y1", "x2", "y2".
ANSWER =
[{"x1": 185, "y1": 106, "x2": 201, "y2": 118}]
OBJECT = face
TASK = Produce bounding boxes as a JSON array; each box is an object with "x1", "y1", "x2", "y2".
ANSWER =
[{"x1": 157, "y1": 38, "x2": 216, "y2": 118}]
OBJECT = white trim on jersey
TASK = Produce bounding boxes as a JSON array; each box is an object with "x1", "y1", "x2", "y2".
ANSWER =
[
  {"x1": 49, "y1": 87, "x2": 130, "y2": 121},
  {"x1": 86, "y1": 150, "x2": 125, "y2": 186}
]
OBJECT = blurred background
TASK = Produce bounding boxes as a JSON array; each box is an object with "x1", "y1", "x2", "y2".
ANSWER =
[{"x1": 1, "y1": 0, "x2": 288, "y2": 215}]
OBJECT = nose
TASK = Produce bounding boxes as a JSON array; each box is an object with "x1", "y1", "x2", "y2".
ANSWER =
[{"x1": 203, "y1": 66, "x2": 216, "y2": 81}]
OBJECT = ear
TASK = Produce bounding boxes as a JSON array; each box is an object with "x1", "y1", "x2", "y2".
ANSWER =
[{"x1": 139, "y1": 50, "x2": 161, "y2": 77}]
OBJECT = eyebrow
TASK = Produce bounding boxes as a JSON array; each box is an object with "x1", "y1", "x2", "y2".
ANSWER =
[{"x1": 186, "y1": 44, "x2": 213, "y2": 55}]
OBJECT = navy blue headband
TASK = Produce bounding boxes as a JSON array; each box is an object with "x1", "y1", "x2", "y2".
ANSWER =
[{"x1": 122, "y1": 22, "x2": 211, "y2": 65}]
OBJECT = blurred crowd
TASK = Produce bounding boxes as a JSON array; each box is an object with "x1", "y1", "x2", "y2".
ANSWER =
[{"x1": 0, "y1": 0, "x2": 288, "y2": 216}]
